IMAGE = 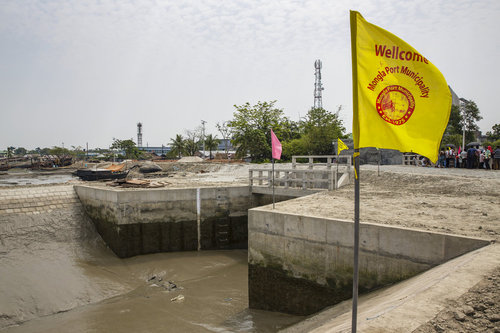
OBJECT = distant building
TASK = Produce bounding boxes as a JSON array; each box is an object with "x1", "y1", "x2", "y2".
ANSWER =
[
  {"x1": 449, "y1": 86, "x2": 460, "y2": 107},
  {"x1": 138, "y1": 146, "x2": 171, "y2": 155},
  {"x1": 217, "y1": 139, "x2": 234, "y2": 151}
]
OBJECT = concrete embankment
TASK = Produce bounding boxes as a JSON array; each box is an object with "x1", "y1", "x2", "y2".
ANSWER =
[
  {"x1": 282, "y1": 243, "x2": 500, "y2": 332},
  {"x1": 248, "y1": 206, "x2": 491, "y2": 316},
  {"x1": 74, "y1": 185, "x2": 288, "y2": 258}
]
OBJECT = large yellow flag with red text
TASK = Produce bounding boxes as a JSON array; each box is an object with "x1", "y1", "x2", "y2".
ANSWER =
[{"x1": 350, "y1": 11, "x2": 451, "y2": 163}]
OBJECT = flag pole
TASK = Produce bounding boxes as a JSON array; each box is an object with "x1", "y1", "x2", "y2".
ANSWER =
[
  {"x1": 272, "y1": 157, "x2": 275, "y2": 209},
  {"x1": 350, "y1": 11, "x2": 360, "y2": 333},
  {"x1": 352, "y1": 150, "x2": 360, "y2": 333}
]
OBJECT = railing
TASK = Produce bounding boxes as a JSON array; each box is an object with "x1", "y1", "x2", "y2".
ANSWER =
[
  {"x1": 402, "y1": 154, "x2": 423, "y2": 166},
  {"x1": 249, "y1": 168, "x2": 341, "y2": 191},
  {"x1": 292, "y1": 155, "x2": 352, "y2": 169}
]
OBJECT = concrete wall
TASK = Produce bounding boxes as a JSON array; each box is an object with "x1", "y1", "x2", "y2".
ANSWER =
[
  {"x1": 248, "y1": 208, "x2": 490, "y2": 316},
  {"x1": 75, "y1": 185, "x2": 285, "y2": 258},
  {"x1": 0, "y1": 185, "x2": 92, "y2": 248}
]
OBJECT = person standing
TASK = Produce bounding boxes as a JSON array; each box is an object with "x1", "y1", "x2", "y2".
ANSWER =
[
  {"x1": 437, "y1": 150, "x2": 445, "y2": 168},
  {"x1": 479, "y1": 150, "x2": 485, "y2": 169},
  {"x1": 445, "y1": 148, "x2": 452, "y2": 168},
  {"x1": 494, "y1": 146, "x2": 500, "y2": 170},
  {"x1": 474, "y1": 146, "x2": 480, "y2": 168},
  {"x1": 484, "y1": 147, "x2": 491, "y2": 170},
  {"x1": 460, "y1": 148, "x2": 467, "y2": 168},
  {"x1": 467, "y1": 146, "x2": 475, "y2": 169}
]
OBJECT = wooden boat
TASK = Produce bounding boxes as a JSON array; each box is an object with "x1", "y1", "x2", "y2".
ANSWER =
[{"x1": 74, "y1": 164, "x2": 128, "y2": 181}]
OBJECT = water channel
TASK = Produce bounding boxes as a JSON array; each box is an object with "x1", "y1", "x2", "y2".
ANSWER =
[{"x1": 0, "y1": 174, "x2": 304, "y2": 332}]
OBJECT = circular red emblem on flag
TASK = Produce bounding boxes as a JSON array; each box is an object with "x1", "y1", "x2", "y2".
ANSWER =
[{"x1": 376, "y1": 85, "x2": 415, "y2": 125}]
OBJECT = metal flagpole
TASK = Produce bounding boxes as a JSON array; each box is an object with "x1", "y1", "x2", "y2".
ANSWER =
[
  {"x1": 272, "y1": 157, "x2": 275, "y2": 209},
  {"x1": 378, "y1": 148, "x2": 381, "y2": 176},
  {"x1": 352, "y1": 150, "x2": 360, "y2": 333}
]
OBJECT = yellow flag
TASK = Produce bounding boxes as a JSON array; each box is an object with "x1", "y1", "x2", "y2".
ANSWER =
[
  {"x1": 337, "y1": 138, "x2": 349, "y2": 155},
  {"x1": 350, "y1": 11, "x2": 451, "y2": 163}
]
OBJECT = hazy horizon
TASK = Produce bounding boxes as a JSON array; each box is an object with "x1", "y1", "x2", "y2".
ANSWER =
[{"x1": 1, "y1": 0, "x2": 498, "y2": 150}]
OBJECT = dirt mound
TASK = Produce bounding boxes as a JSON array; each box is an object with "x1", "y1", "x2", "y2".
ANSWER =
[{"x1": 178, "y1": 156, "x2": 204, "y2": 163}]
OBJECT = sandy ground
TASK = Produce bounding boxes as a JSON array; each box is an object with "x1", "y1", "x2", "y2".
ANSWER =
[{"x1": 274, "y1": 164, "x2": 500, "y2": 242}]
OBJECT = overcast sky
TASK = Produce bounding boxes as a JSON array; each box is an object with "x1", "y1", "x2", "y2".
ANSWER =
[{"x1": 0, "y1": 0, "x2": 498, "y2": 150}]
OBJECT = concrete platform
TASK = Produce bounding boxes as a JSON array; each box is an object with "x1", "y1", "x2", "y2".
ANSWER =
[{"x1": 282, "y1": 243, "x2": 500, "y2": 332}]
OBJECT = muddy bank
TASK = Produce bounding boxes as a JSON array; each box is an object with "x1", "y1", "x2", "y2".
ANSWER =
[{"x1": 0, "y1": 169, "x2": 77, "y2": 187}]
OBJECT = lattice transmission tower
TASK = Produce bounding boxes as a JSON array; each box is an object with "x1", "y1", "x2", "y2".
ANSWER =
[
  {"x1": 314, "y1": 59, "x2": 324, "y2": 109},
  {"x1": 137, "y1": 122, "x2": 143, "y2": 147}
]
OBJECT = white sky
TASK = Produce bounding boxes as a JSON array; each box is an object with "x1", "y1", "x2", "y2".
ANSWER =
[{"x1": 0, "y1": 0, "x2": 498, "y2": 150}]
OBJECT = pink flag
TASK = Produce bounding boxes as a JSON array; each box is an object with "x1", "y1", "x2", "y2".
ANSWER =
[{"x1": 271, "y1": 129, "x2": 282, "y2": 160}]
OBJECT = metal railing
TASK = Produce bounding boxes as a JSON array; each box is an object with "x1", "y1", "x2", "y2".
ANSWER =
[
  {"x1": 402, "y1": 154, "x2": 420, "y2": 166},
  {"x1": 249, "y1": 168, "x2": 343, "y2": 191},
  {"x1": 291, "y1": 155, "x2": 352, "y2": 169}
]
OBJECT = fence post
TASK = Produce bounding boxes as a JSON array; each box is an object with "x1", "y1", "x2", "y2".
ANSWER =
[
  {"x1": 258, "y1": 170, "x2": 263, "y2": 185},
  {"x1": 267, "y1": 170, "x2": 272, "y2": 188},
  {"x1": 249, "y1": 170, "x2": 253, "y2": 186}
]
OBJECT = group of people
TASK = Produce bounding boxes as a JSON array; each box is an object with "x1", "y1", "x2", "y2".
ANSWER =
[{"x1": 435, "y1": 145, "x2": 500, "y2": 170}]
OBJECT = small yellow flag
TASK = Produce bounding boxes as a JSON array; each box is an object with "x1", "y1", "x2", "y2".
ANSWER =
[
  {"x1": 337, "y1": 138, "x2": 349, "y2": 155},
  {"x1": 350, "y1": 11, "x2": 451, "y2": 163}
]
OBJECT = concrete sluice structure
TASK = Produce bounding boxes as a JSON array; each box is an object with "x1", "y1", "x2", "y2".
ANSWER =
[
  {"x1": 0, "y1": 176, "x2": 494, "y2": 332},
  {"x1": 0, "y1": 184, "x2": 301, "y2": 332},
  {"x1": 247, "y1": 208, "x2": 490, "y2": 316},
  {"x1": 74, "y1": 186, "x2": 254, "y2": 257}
]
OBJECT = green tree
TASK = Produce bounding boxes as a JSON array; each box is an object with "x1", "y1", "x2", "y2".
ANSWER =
[
  {"x1": 39, "y1": 147, "x2": 51, "y2": 155},
  {"x1": 459, "y1": 99, "x2": 482, "y2": 143},
  {"x1": 14, "y1": 147, "x2": 27, "y2": 156},
  {"x1": 204, "y1": 134, "x2": 220, "y2": 159},
  {"x1": 445, "y1": 105, "x2": 463, "y2": 136},
  {"x1": 442, "y1": 134, "x2": 463, "y2": 149},
  {"x1": 7, "y1": 146, "x2": 15, "y2": 159},
  {"x1": 184, "y1": 139, "x2": 199, "y2": 156},
  {"x1": 169, "y1": 134, "x2": 185, "y2": 159},
  {"x1": 216, "y1": 122, "x2": 231, "y2": 156},
  {"x1": 71, "y1": 146, "x2": 85, "y2": 160},
  {"x1": 442, "y1": 104, "x2": 463, "y2": 148},
  {"x1": 486, "y1": 123, "x2": 500, "y2": 142},
  {"x1": 284, "y1": 107, "x2": 345, "y2": 157},
  {"x1": 228, "y1": 101, "x2": 294, "y2": 161},
  {"x1": 49, "y1": 146, "x2": 72, "y2": 156},
  {"x1": 110, "y1": 139, "x2": 142, "y2": 159}
]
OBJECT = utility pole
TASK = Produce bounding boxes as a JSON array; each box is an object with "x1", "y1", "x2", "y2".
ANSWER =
[
  {"x1": 459, "y1": 98, "x2": 467, "y2": 149},
  {"x1": 201, "y1": 120, "x2": 206, "y2": 158}
]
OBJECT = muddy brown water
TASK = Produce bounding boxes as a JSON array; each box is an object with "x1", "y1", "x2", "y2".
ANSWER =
[{"x1": 0, "y1": 194, "x2": 303, "y2": 332}]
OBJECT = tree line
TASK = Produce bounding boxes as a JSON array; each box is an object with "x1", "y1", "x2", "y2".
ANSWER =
[
  {"x1": 5, "y1": 98, "x2": 497, "y2": 162},
  {"x1": 442, "y1": 99, "x2": 500, "y2": 149}
]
